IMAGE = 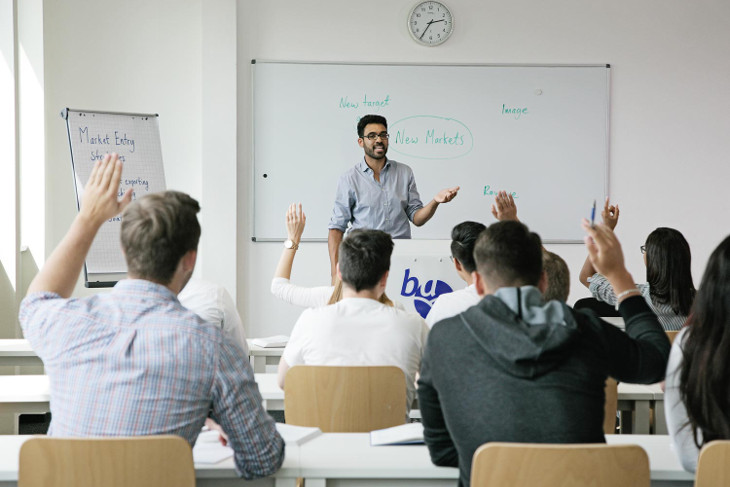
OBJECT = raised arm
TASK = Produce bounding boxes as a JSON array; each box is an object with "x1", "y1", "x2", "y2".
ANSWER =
[
  {"x1": 580, "y1": 197, "x2": 619, "y2": 287},
  {"x1": 491, "y1": 190, "x2": 519, "y2": 222},
  {"x1": 412, "y1": 186, "x2": 460, "y2": 227},
  {"x1": 27, "y1": 153, "x2": 133, "y2": 297},
  {"x1": 273, "y1": 203, "x2": 306, "y2": 280}
]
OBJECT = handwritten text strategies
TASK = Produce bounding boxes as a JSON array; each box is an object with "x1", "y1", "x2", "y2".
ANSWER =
[{"x1": 389, "y1": 115, "x2": 473, "y2": 160}]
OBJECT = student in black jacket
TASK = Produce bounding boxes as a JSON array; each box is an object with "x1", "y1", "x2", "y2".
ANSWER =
[{"x1": 417, "y1": 220, "x2": 670, "y2": 487}]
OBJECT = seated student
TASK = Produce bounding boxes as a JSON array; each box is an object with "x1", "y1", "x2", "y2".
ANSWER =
[
  {"x1": 426, "y1": 221, "x2": 485, "y2": 327},
  {"x1": 271, "y1": 203, "x2": 400, "y2": 308},
  {"x1": 277, "y1": 229, "x2": 429, "y2": 410},
  {"x1": 19, "y1": 154, "x2": 283, "y2": 479},
  {"x1": 665, "y1": 235, "x2": 730, "y2": 472},
  {"x1": 579, "y1": 198, "x2": 695, "y2": 330},
  {"x1": 179, "y1": 278, "x2": 249, "y2": 355},
  {"x1": 426, "y1": 191, "x2": 569, "y2": 327},
  {"x1": 418, "y1": 220, "x2": 670, "y2": 487},
  {"x1": 542, "y1": 249, "x2": 570, "y2": 302}
]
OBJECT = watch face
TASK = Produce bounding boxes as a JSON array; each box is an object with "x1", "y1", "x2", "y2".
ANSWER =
[{"x1": 408, "y1": 1, "x2": 453, "y2": 46}]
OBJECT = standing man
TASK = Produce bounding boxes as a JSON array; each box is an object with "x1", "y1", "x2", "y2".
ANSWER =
[{"x1": 328, "y1": 114, "x2": 459, "y2": 281}]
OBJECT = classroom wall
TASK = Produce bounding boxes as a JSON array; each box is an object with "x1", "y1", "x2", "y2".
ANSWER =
[{"x1": 238, "y1": 0, "x2": 730, "y2": 337}]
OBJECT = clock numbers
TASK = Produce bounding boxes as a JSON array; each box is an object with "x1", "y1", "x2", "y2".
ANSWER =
[{"x1": 408, "y1": 1, "x2": 453, "y2": 46}]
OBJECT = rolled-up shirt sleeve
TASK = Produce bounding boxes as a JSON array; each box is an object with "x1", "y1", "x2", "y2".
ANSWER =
[
  {"x1": 328, "y1": 174, "x2": 352, "y2": 232},
  {"x1": 405, "y1": 169, "x2": 424, "y2": 222}
]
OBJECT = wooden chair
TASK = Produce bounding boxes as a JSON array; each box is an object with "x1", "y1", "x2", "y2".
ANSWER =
[
  {"x1": 666, "y1": 330, "x2": 680, "y2": 345},
  {"x1": 471, "y1": 442, "x2": 650, "y2": 486},
  {"x1": 604, "y1": 377, "x2": 618, "y2": 434},
  {"x1": 284, "y1": 365, "x2": 406, "y2": 432},
  {"x1": 695, "y1": 440, "x2": 730, "y2": 486},
  {"x1": 18, "y1": 436, "x2": 195, "y2": 487}
]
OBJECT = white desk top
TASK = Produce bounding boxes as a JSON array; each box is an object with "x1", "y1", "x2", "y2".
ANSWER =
[
  {"x1": 0, "y1": 340, "x2": 34, "y2": 356},
  {"x1": 246, "y1": 340, "x2": 285, "y2": 357}
]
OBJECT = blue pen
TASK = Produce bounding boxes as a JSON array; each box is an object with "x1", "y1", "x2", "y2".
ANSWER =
[{"x1": 590, "y1": 200, "x2": 596, "y2": 228}]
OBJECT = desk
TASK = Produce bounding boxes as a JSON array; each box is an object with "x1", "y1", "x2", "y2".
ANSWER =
[
  {"x1": 0, "y1": 374, "x2": 666, "y2": 435},
  {"x1": 0, "y1": 434, "x2": 694, "y2": 486},
  {"x1": 0, "y1": 341, "x2": 43, "y2": 368},
  {"x1": 247, "y1": 341, "x2": 285, "y2": 373}
]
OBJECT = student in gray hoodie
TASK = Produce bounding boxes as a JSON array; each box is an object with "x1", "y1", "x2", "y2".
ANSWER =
[{"x1": 417, "y1": 220, "x2": 670, "y2": 487}]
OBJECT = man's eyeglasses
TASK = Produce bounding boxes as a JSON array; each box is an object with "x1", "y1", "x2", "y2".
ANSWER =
[
  {"x1": 640, "y1": 245, "x2": 646, "y2": 254},
  {"x1": 362, "y1": 132, "x2": 389, "y2": 141}
]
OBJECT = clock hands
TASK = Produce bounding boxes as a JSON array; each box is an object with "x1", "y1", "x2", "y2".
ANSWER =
[{"x1": 419, "y1": 19, "x2": 446, "y2": 40}]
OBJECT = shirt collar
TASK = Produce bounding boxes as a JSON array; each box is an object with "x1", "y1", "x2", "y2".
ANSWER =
[
  {"x1": 112, "y1": 279, "x2": 178, "y2": 302},
  {"x1": 359, "y1": 157, "x2": 391, "y2": 173}
]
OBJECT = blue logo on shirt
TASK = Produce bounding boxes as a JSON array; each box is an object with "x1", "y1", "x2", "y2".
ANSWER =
[{"x1": 400, "y1": 268, "x2": 453, "y2": 318}]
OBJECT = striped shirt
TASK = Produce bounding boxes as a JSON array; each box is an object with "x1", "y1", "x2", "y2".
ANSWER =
[
  {"x1": 588, "y1": 273, "x2": 688, "y2": 331},
  {"x1": 19, "y1": 279, "x2": 283, "y2": 479},
  {"x1": 328, "y1": 158, "x2": 424, "y2": 238}
]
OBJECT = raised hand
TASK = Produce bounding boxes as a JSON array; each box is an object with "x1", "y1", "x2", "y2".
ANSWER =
[
  {"x1": 601, "y1": 197, "x2": 619, "y2": 230},
  {"x1": 491, "y1": 190, "x2": 518, "y2": 221},
  {"x1": 285, "y1": 203, "x2": 306, "y2": 243},
  {"x1": 80, "y1": 153, "x2": 133, "y2": 227}
]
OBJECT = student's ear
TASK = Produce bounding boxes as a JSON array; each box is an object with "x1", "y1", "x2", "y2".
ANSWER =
[
  {"x1": 183, "y1": 250, "x2": 197, "y2": 274},
  {"x1": 379, "y1": 270, "x2": 389, "y2": 290},
  {"x1": 453, "y1": 258, "x2": 463, "y2": 272},
  {"x1": 336, "y1": 262, "x2": 343, "y2": 281},
  {"x1": 473, "y1": 271, "x2": 488, "y2": 297},
  {"x1": 538, "y1": 270, "x2": 548, "y2": 294},
  {"x1": 357, "y1": 137, "x2": 365, "y2": 149}
]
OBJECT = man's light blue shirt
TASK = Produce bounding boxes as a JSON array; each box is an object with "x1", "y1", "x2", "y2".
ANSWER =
[{"x1": 328, "y1": 158, "x2": 424, "y2": 238}]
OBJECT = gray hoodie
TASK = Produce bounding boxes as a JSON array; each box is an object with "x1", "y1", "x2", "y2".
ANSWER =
[{"x1": 418, "y1": 286, "x2": 670, "y2": 487}]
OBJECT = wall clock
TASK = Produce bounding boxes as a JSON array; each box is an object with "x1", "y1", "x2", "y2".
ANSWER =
[{"x1": 408, "y1": 1, "x2": 454, "y2": 46}]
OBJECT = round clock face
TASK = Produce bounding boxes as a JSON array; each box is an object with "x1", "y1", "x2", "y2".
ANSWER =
[{"x1": 408, "y1": 1, "x2": 454, "y2": 46}]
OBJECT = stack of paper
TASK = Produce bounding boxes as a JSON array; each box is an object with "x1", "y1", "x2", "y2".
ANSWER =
[
  {"x1": 193, "y1": 430, "x2": 234, "y2": 464},
  {"x1": 276, "y1": 423, "x2": 322, "y2": 445},
  {"x1": 251, "y1": 335, "x2": 289, "y2": 348},
  {"x1": 370, "y1": 423, "x2": 425, "y2": 446}
]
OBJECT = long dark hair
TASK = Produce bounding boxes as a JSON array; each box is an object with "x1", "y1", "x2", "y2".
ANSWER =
[
  {"x1": 679, "y1": 235, "x2": 730, "y2": 448},
  {"x1": 645, "y1": 227, "x2": 696, "y2": 315}
]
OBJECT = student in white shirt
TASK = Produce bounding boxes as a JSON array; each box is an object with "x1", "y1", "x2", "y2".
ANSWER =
[
  {"x1": 178, "y1": 278, "x2": 248, "y2": 355},
  {"x1": 277, "y1": 229, "x2": 429, "y2": 409},
  {"x1": 426, "y1": 221, "x2": 484, "y2": 327},
  {"x1": 270, "y1": 203, "x2": 401, "y2": 308}
]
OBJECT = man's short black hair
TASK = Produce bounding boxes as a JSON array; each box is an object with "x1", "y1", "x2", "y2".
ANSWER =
[
  {"x1": 474, "y1": 221, "x2": 543, "y2": 289},
  {"x1": 450, "y1": 221, "x2": 486, "y2": 274},
  {"x1": 339, "y1": 229, "x2": 394, "y2": 292},
  {"x1": 357, "y1": 115, "x2": 388, "y2": 137}
]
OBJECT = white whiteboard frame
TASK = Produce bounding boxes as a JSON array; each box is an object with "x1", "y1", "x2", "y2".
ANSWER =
[{"x1": 251, "y1": 60, "x2": 611, "y2": 243}]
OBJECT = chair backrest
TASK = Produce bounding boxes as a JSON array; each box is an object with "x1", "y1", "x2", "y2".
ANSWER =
[
  {"x1": 284, "y1": 365, "x2": 406, "y2": 432},
  {"x1": 471, "y1": 442, "x2": 650, "y2": 487},
  {"x1": 18, "y1": 436, "x2": 195, "y2": 487},
  {"x1": 603, "y1": 378, "x2": 618, "y2": 434},
  {"x1": 666, "y1": 330, "x2": 680, "y2": 345},
  {"x1": 695, "y1": 440, "x2": 730, "y2": 487}
]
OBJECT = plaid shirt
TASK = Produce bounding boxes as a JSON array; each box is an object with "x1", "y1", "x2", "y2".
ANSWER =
[{"x1": 19, "y1": 279, "x2": 283, "y2": 479}]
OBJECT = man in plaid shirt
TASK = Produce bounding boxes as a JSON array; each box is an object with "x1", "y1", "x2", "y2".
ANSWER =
[{"x1": 19, "y1": 153, "x2": 284, "y2": 479}]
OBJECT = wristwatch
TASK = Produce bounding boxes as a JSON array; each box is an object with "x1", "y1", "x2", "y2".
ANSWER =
[{"x1": 284, "y1": 239, "x2": 299, "y2": 250}]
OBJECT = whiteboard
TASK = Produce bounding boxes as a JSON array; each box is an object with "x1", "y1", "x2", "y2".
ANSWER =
[
  {"x1": 63, "y1": 109, "x2": 166, "y2": 286},
  {"x1": 252, "y1": 61, "x2": 609, "y2": 242}
]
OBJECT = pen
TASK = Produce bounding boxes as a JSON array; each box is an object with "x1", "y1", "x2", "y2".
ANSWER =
[{"x1": 590, "y1": 200, "x2": 596, "y2": 228}]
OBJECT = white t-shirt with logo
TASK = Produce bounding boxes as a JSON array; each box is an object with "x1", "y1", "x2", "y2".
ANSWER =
[
  {"x1": 425, "y1": 284, "x2": 480, "y2": 328},
  {"x1": 282, "y1": 297, "x2": 429, "y2": 408}
]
